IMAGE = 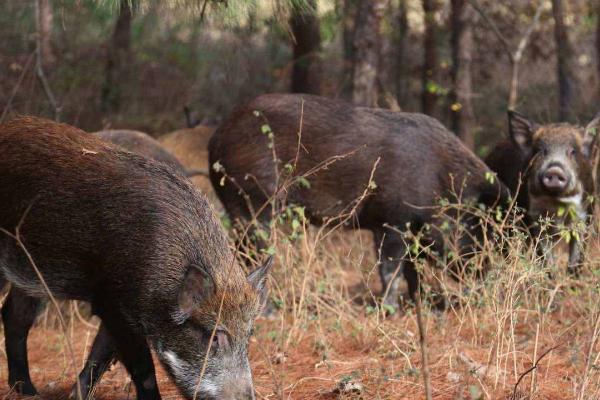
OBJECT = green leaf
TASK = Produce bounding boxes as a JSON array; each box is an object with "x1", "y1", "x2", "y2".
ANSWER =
[
  {"x1": 261, "y1": 124, "x2": 272, "y2": 135},
  {"x1": 298, "y1": 176, "x2": 311, "y2": 188}
]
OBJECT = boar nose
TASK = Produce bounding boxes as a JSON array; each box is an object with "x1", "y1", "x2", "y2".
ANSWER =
[{"x1": 540, "y1": 166, "x2": 569, "y2": 192}]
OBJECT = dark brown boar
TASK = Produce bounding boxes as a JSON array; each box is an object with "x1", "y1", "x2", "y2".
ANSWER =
[
  {"x1": 485, "y1": 110, "x2": 600, "y2": 274},
  {"x1": 209, "y1": 94, "x2": 507, "y2": 308},
  {"x1": 93, "y1": 129, "x2": 206, "y2": 178},
  {"x1": 0, "y1": 117, "x2": 270, "y2": 400}
]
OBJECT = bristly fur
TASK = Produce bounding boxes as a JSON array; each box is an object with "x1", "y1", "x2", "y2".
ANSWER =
[{"x1": 0, "y1": 116, "x2": 261, "y2": 399}]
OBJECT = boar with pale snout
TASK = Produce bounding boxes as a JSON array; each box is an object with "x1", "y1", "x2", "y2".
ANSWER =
[
  {"x1": 485, "y1": 110, "x2": 600, "y2": 274},
  {"x1": 209, "y1": 94, "x2": 508, "y2": 309},
  {"x1": 0, "y1": 117, "x2": 270, "y2": 400}
]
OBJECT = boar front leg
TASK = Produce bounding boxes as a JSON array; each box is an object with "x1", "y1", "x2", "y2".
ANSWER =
[
  {"x1": 1, "y1": 287, "x2": 45, "y2": 395},
  {"x1": 70, "y1": 323, "x2": 117, "y2": 400},
  {"x1": 373, "y1": 229, "x2": 418, "y2": 311},
  {"x1": 99, "y1": 312, "x2": 161, "y2": 400}
]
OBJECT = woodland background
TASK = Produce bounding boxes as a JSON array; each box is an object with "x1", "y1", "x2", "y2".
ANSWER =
[{"x1": 1, "y1": 0, "x2": 599, "y2": 155}]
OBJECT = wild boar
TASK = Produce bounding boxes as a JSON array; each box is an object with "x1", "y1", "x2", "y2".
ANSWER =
[
  {"x1": 208, "y1": 94, "x2": 507, "y2": 309},
  {"x1": 159, "y1": 125, "x2": 218, "y2": 207},
  {"x1": 93, "y1": 129, "x2": 206, "y2": 178},
  {"x1": 0, "y1": 116, "x2": 270, "y2": 400},
  {"x1": 485, "y1": 110, "x2": 600, "y2": 274}
]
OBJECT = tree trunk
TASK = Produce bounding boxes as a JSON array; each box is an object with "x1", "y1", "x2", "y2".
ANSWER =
[
  {"x1": 36, "y1": 0, "x2": 54, "y2": 66},
  {"x1": 101, "y1": 0, "x2": 134, "y2": 115},
  {"x1": 395, "y1": 0, "x2": 409, "y2": 106},
  {"x1": 551, "y1": 0, "x2": 576, "y2": 120},
  {"x1": 290, "y1": 0, "x2": 321, "y2": 94},
  {"x1": 450, "y1": 0, "x2": 475, "y2": 149},
  {"x1": 421, "y1": 0, "x2": 441, "y2": 116},
  {"x1": 352, "y1": 0, "x2": 385, "y2": 107},
  {"x1": 342, "y1": 0, "x2": 357, "y2": 97},
  {"x1": 596, "y1": 0, "x2": 600, "y2": 93}
]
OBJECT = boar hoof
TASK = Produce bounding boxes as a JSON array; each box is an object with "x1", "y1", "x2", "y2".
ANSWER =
[{"x1": 12, "y1": 380, "x2": 38, "y2": 396}]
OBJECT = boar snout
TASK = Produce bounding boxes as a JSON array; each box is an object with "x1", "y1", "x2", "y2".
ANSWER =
[{"x1": 539, "y1": 164, "x2": 570, "y2": 193}]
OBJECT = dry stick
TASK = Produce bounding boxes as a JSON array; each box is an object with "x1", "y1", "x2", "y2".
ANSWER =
[
  {"x1": 0, "y1": 51, "x2": 35, "y2": 123},
  {"x1": 34, "y1": 0, "x2": 61, "y2": 121},
  {"x1": 578, "y1": 311, "x2": 600, "y2": 400},
  {"x1": 468, "y1": 0, "x2": 543, "y2": 109},
  {"x1": 414, "y1": 290, "x2": 432, "y2": 400},
  {"x1": 511, "y1": 344, "x2": 559, "y2": 400},
  {"x1": 0, "y1": 204, "x2": 81, "y2": 398}
]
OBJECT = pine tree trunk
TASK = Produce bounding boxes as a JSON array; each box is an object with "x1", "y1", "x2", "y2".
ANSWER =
[
  {"x1": 450, "y1": 0, "x2": 475, "y2": 149},
  {"x1": 342, "y1": 0, "x2": 357, "y2": 97},
  {"x1": 395, "y1": 0, "x2": 409, "y2": 106},
  {"x1": 36, "y1": 0, "x2": 54, "y2": 66},
  {"x1": 101, "y1": 0, "x2": 134, "y2": 115},
  {"x1": 551, "y1": 0, "x2": 576, "y2": 120},
  {"x1": 290, "y1": 0, "x2": 321, "y2": 94},
  {"x1": 352, "y1": 0, "x2": 385, "y2": 107},
  {"x1": 421, "y1": 0, "x2": 440, "y2": 116},
  {"x1": 596, "y1": 0, "x2": 600, "y2": 94}
]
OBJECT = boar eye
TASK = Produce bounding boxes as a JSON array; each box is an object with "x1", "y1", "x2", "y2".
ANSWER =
[{"x1": 569, "y1": 147, "x2": 577, "y2": 157}]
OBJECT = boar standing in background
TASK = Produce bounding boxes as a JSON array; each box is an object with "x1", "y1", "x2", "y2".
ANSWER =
[
  {"x1": 93, "y1": 129, "x2": 206, "y2": 178},
  {"x1": 0, "y1": 117, "x2": 269, "y2": 400},
  {"x1": 486, "y1": 110, "x2": 599, "y2": 274},
  {"x1": 209, "y1": 94, "x2": 508, "y2": 309}
]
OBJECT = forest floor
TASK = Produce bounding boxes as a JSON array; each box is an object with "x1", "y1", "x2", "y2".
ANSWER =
[{"x1": 0, "y1": 250, "x2": 597, "y2": 400}]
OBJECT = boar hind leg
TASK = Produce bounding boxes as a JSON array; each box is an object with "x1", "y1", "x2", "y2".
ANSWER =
[
  {"x1": 70, "y1": 323, "x2": 117, "y2": 400},
  {"x1": 373, "y1": 230, "x2": 418, "y2": 310},
  {"x1": 1, "y1": 287, "x2": 44, "y2": 395},
  {"x1": 101, "y1": 315, "x2": 161, "y2": 400}
]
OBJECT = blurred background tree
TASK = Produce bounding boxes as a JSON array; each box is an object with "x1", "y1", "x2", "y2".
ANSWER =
[{"x1": 0, "y1": 0, "x2": 598, "y2": 155}]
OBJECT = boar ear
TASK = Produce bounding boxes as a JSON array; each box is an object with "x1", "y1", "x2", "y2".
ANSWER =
[
  {"x1": 177, "y1": 264, "x2": 216, "y2": 322},
  {"x1": 248, "y1": 256, "x2": 273, "y2": 306},
  {"x1": 583, "y1": 111, "x2": 600, "y2": 158},
  {"x1": 508, "y1": 110, "x2": 538, "y2": 152}
]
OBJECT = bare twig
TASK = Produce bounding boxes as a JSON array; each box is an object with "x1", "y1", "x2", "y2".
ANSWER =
[
  {"x1": 415, "y1": 290, "x2": 432, "y2": 400},
  {"x1": 511, "y1": 344, "x2": 559, "y2": 399},
  {"x1": 0, "y1": 52, "x2": 35, "y2": 123},
  {"x1": 468, "y1": 0, "x2": 543, "y2": 108}
]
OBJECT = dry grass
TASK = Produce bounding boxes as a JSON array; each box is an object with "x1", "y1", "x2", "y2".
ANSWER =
[
  {"x1": 1, "y1": 208, "x2": 600, "y2": 399},
  {"x1": 1, "y1": 136, "x2": 600, "y2": 399}
]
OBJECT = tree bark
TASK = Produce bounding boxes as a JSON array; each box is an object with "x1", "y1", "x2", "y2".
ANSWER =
[
  {"x1": 101, "y1": 0, "x2": 134, "y2": 115},
  {"x1": 450, "y1": 0, "x2": 475, "y2": 149},
  {"x1": 352, "y1": 0, "x2": 385, "y2": 107},
  {"x1": 395, "y1": 0, "x2": 409, "y2": 106},
  {"x1": 596, "y1": 0, "x2": 600, "y2": 92},
  {"x1": 290, "y1": 0, "x2": 321, "y2": 94},
  {"x1": 551, "y1": 0, "x2": 576, "y2": 120},
  {"x1": 342, "y1": 0, "x2": 357, "y2": 97},
  {"x1": 422, "y1": 0, "x2": 441, "y2": 116},
  {"x1": 36, "y1": 0, "x2": 54, "y2": 66}
]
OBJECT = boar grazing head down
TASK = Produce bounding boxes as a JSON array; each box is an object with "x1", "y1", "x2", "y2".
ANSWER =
[
  {"x1": 508, "y1": 110, "x2": 600, "y2": 221},
  {"x1": 155, "y1": 258, "x2": 272, "y2": 400}
]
